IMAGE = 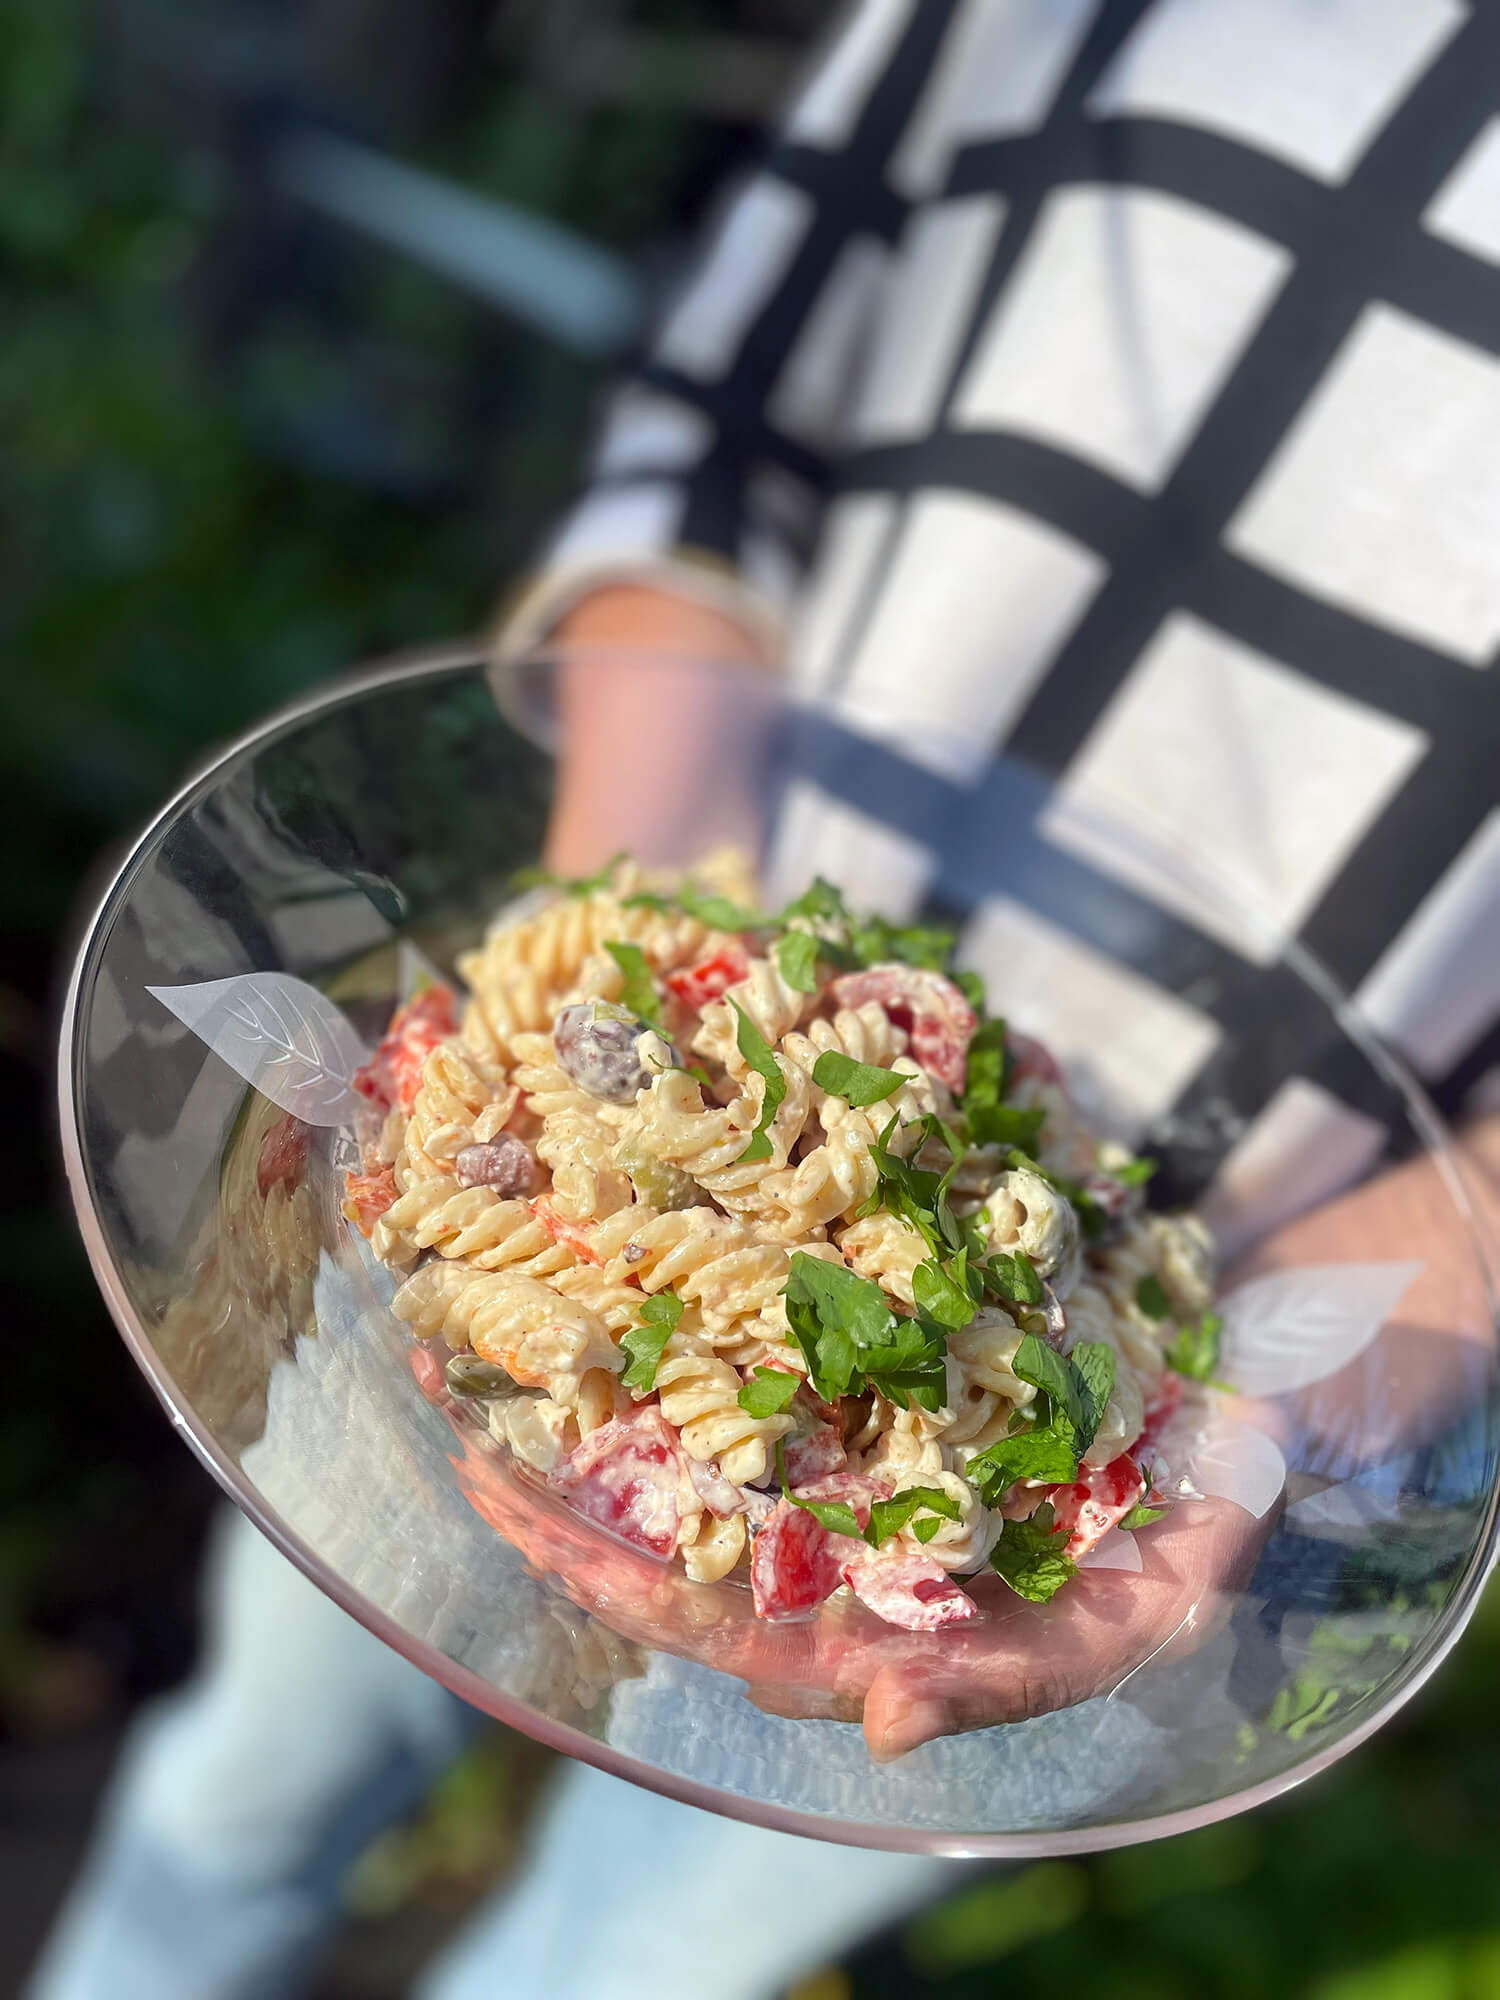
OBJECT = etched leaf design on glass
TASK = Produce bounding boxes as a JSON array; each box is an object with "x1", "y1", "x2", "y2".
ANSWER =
[
  {"x1": 1183, "y1": 1417, "x2": 1287, "y2": 1522},
  {"x1": 148, "y1": 974, "x2": 370, "y2": 1126},
  {"x1": 1216, "y1": 1262, "x2": 1423, "y2": 1397}
]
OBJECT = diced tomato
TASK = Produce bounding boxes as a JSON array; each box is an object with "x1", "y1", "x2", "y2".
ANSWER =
[
  {"x1": 353, "y1": 986, "x2": 458, "y2": 1112},
  {"x1": 530, "y1": 1194, "x2": 603, "y2": 1265},
  {"x1": 1007, "y1": 1030, "x2": 1063, "y2": 1090},
  {"x1": 750, "y1": 1500, "x2": 849, "y2": 1618},
  {"x1": 256, "y1": 1112, "x2": 309, "y2": 1197},
  {"x1": 1139, "y1": 1369, "x2": 1184, "y2": 1447},
  {"x1": 667, "y1": 944, "x2": 751, "y2": 1012},
  {"x1": 1045, "y1": 1454, "x2": 1146, "y2": 1561},
  {"x1": 829, "y1": 965, "x2": 976, "y2": 1093},
  {"x1": 343, "y1": 1164, "x2": 398, "y2": 1237},
  {"x1": 686, "y1": 1456, "x2": 743, "y2": 1519},
  {"x1": 840, "y1": 1548, "x2": 978, "y2": 1630},
  {"x1": 781, "y1": 1422, "x2": 847, "y2": 1486},
  {"x1": 550, "y1": 1408, "x2": 690, "y2": 1557}
]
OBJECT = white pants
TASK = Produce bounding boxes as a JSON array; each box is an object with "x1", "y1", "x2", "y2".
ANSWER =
[{"x1": 26, "y1": 1508, "x2": 956, "y2": 2000}]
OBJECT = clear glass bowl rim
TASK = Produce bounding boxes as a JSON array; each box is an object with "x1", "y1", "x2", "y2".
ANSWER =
[{"x1": 55, "y1": 643, "x2": 1500, "y2": 1857}]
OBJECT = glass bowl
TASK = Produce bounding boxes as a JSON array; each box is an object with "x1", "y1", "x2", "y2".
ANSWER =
[{"x1": 58, "y1": 646, "x2": 1500, "y2": 1855}]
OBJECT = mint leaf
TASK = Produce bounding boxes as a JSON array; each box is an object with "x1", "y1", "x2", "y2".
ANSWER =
[
  {"x1": 730, "y1": 1000, "x2": 787, "y2": 1163},
  {"x1": 912, "y1": 1513, "x2": 944, "y2": 1543},
  {"x1": 776, "y1": 1440, "x2": 863, "y2": 1539},
  {"x1": 620, "y1": 1291, "x2": 684, "y2": 1393},
  {"x1": 512, "y1": 850, "x2": 628, "y2": 896},
  {"x1": 865, "y1": 1485, "x2": 961, "y2": 1547},
  {"x1": 775, "y1": 929, "x2": 820, "y2": 995},
  {"x1": 604, "y1": 940, "x2": 663, "y2": 1031},
  {"x1": 1070, "y1": 1341, "x2": 1117, "y2": 1455},
  {"x1": 1119, "y1": 1501, "x2": 1169, "y2": 1532},
  {"x1": 1167, "y1": 1310, "x2": 1225, "y2": 1383},
  {"x1": 812, "y1": 1049, "x2": 905, "y2": 1107},
  {"x1": 1112, "y1": 1154, "x2": 1157, "y2": 1187},
  {"x1": 1135, "y1": 1273, "x2": 1170, "y2": 1321},
  {"x1": 988, "y1": 1248, "x2": 1044, "y2": 1308},
  {"x1": 956, "y1": 968, "x2": 987, "y2": 1012},
  {"x1": 737, "y1": 1366, "x2": 802, "y2": 1418},
  {"x1": 989, "y1": 1502, "x2": 1077, "y2": 1603},
  {"x1": 913, "y1": 1256, "x2": 977, "y2": 1330}
]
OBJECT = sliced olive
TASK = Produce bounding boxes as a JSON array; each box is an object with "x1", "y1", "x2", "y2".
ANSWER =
[{"x1": 444, "y1": 1352, "x2": 513, "y2": 1399}]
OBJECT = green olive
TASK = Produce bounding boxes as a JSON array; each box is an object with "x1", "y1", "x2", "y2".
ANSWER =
[{"x1": 444, "y1": 1353, "x2": 513, "y2": 1399}]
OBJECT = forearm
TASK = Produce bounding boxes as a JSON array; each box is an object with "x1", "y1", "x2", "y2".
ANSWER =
[{"x1": 544, "y1": 584, "x2": 775, "y2": 875}]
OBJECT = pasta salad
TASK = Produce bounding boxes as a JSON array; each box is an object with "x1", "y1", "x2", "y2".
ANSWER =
[{"x1": 343, "y1": 854, "x2": 1222, "y2": 1633}]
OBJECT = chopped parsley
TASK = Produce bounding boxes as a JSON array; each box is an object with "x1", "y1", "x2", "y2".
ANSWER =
[
  {"x1": 737, "y1": 1366, "x2": 802, "y2": 1418},
  {"x1": 964, "y1": 1334, "x2": 1116, "y2": 1505},
  {"x1": 620, "y1": 1291, "x2": 684, "y2": 1393},
  {"x1": 811, "y1": 1049, "x2": 906, "y2": 1107},
  {"x1": 1167, "y1": 1310, "x2": 1226, "y2": 1384},
  {"x1": 604, "y1": 940, "x2": 663, "y2": 1031},
  {"x1": 783, "y1": 1253, "x2": 948, "y2": 1412},
  {"x1": 625, "y1": 885, "x2": 763, "y2": 932},
  {"x1": 986, "y1": 1247, "x2": 1044, "y2": 1308},
  {"x1": 1135, "y1": 1273, "x2": 1171, "y2": 1321},
  {"x1": 730, "y1": 1000, "x2": 787, "y2": 1163},
  {"x1": 912, "y1": 1254, "x2": 978, "y2": 1329},
  {"x1": 958, "y1": 1017, "x2": 1050, "y2": 1153},
  {"x1": 775, "y1": 1439, "x2": 863, "y2": 1538},
  {"x1": 989, "y1": 1503, "x2": 1077, "y2": 1603},
  {"x1": 774, "y1": 928, "x2": 821, "y2": 994},
  {"x1": 511, "y1": 851, "x2": 628, "y2": 897}
]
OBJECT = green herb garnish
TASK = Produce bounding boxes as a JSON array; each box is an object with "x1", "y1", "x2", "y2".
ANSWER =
[
  {"x1": 626, "y1": 885, "x2": 763, "y2": 932},
  {"x1": 737, "y1": 1366, "x2": 802, "y2": 1418},
  {"x1": 986, "y1": 1247, "x2": 1044, "y2": 1308},
  {"x1": 1112, "y1": 1154, "x2": 1158, "y2": 1187},
  {"x1": 511, "y1": 851, "x2": 629, "y2": 896},
  {"x1": 782, "y1": 1253, "x2": 948, "y2": 1412},
  {"x1": 1167, "y1": 1310, "x2": 1226, "y2": 1384},
  {"x1": 775, "y1": 1439, "x2": 863, "y2": 1538},
  {"x1": 730, "y1": 1000, "x2": 787, "y2": 1163},
  {"x1": 989, "y1": 1503, "x2": 1077, "y2": 1603},
  {"x1": 959, "y1": 1018, "x2": 1048, "y2": 1151},
  {"x1": 1135, "y1": 1273, "x2": 1170, "y2": 1320},
  {"x1": 604, "y1": 940, "x2": 663, "y2": 1031},
  {"x1": 619, "y1": 1291, "x2": 684, "y2": 1393},
  {"x1": 811, "y1": 1050, "x2": 906, "y2": 1107},
  {"x1": 865, "y1": 1485, "x2": 962, "y2": 1547},
  {"x1": 774, "y1": 929, "x2": 821, "y2": 994},
  {"x1": 1119, "y1": 1501, "x2": 1169, "y2": 1532}
]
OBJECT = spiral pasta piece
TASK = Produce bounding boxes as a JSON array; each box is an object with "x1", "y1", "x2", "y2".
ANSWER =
[{"x1": 654, "y1": 1344, "x2": 794, "y2": 1484}]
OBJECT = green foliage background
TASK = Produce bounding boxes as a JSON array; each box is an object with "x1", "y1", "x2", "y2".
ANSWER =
[{"x1": 3, "y1": 5, "x2": 1498, "y2": 1996}]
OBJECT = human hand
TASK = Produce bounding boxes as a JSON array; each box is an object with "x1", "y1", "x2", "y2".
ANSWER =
[
  {"x1": 1213, "y1": 1113, "x2": 1500, "y2": 1483},
  {"x1": 436, "y1": 1383, "x2": 1274, "y2": 1762},
  {"x1": 540, "y1": 584, "x2": 774, "y2": 875}
]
